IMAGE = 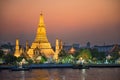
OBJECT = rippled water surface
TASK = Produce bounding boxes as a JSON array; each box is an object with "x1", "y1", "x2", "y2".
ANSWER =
[{"x1": 0, "y1": 68, "x2": 120, "y2": 80}]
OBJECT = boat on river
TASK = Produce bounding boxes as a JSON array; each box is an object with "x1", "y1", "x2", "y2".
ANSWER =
[
  {"x1": 10, "y1": 62, "x2": 31, "y2": 71},
  {"x1": 11, "y1": 66, "x2": 31, "y2": 71}
]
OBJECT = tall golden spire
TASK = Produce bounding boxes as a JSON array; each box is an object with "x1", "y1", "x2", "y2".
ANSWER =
[
  {"x1": 27, "y1": 13, "x2": 54, "y2": 58},
  {"x1": 34, "y1": 13, "x2": 48, "y2": 43},
  {"x1": 54, "y1": 38, "x2": 60, "y2": 61},
  {"x1": 14, "y1": 39, "x2": 21, "y2": 57},
  {"x1": 55, "y1": 38, "x2": 59, "y2": 53}
]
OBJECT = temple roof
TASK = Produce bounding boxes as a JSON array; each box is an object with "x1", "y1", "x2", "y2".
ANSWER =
[{"x1": 109, "y1": 44, "x2": 120, "y2": 53}]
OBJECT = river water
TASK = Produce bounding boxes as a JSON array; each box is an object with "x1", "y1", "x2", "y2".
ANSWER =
[{"x1": 0, "y1": 68, "x2": 120, "y2": 80}]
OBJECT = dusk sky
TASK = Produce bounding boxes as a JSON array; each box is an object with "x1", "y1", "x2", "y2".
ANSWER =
[{"x1": 0, "y1": 0, "x2": 120, "y2": 46}]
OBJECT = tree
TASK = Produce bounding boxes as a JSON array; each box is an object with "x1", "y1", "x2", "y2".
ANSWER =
[
  {"x1": 73, "y1": 48, "x2": 84, "y2": 58},
  {"x1": 40, "y1": 56, "x2": 47, "y2": 63},
  {"x1": 3, "y1": 54, "x2": 17, "y2": 64},
  {"x1": 58, "y1": 49, "x2": 68, "y2": 58},
  {"x1": 0, "y1": 50, "x2": 4, "y2": 58},
  {"x1": 90, "y1": 48, "x2": 99, "y2": 58},
  {"x1": 91, "y1": 48, "x2": 105, "y2": 60},
  {"x1": 17, "y1": 56, "x2": 24, "y2": 62},
  {"x1": 27, "y1": 59, "x2": 33, "y2": 64},
  {"x1": 99, "y1": 52, "x2": 106, "y2": 60},
  {"x1": 111, "y1": 52, "x2": 120, "y2": 60},
  {"x1": 59, "y1": 54, "x2": 75, "y2": 63},
  {"x1": 58, "y1": 49, "x2": 75, "y2": 63},
  {"x1": 77, "y1": 49, "x2": 92, "y2": 61}
]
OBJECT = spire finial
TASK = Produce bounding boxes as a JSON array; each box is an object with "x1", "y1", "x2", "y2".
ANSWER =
[
  {"x1": 40, "y1": 11, "x2": 43, "y2": 16},
  {"x1": 39, "y1": 11, "x2": 44, "y2": 26}
]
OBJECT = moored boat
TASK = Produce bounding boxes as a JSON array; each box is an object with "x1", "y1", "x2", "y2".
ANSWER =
[{"x1": 11, "y1": 66, "x2": 31, "y2": 71}]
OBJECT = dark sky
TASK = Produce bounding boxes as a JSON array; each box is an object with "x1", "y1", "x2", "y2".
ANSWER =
[{"x1": 0, "y1": 0, "x2": 120, "y2": 46}]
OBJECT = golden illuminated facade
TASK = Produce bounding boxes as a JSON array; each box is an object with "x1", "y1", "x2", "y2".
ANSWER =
[
  {"x1": 53, "y1": 39, "x2": 63, "y2": 60},
  {"x1": 14, "y1": 39, "x2": 21, "y2": 57},
  {"x1": 53, "y1": 39, "x2": 60, "y2": 60},
  {"x1": 27, "y1": 13, "x2": 54, "y2": 58}
]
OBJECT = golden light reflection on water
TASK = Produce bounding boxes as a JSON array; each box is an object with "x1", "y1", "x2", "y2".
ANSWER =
[
  {"x1": 81, "y1": 69, "x2": 86, "y2": 80},
  {"x1": 0, "y1": 68, "x2": 120, "y2": 80},
  {"x1": 20, "y1": 71, "x2": 25, "y2": 80}
]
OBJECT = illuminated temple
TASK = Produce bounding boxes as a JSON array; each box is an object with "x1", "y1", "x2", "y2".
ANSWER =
[
  {"x1": 14, "y1": 13, "x2": 62, "y2": 60},
  {"x1": 14, "y1": 39, "x2": 21, "y2": 57},
  {"x1": 27, "y1": 13, "x2": 55, "y2": 58}
]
